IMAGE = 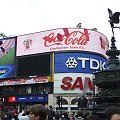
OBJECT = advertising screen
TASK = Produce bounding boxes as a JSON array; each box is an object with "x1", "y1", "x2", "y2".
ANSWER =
[
  {"x1": 54, "y1": 52, "x2": 108, "y2": 74},
  {"x1": 0, "y1": 76, "x2": 50, "y2": 86},
  {"x1": 8, "y1": 95, "x2": 48, "y2": 102},
  {"x1": 54, "y1": 73, "x2": 95, "y2": 94},
  {"x1": 17, "y1": 53, "x2": 51, "y2": 77},
  {"x1": 0, "y1": 37, "x2": 16, "y2": 79},
  {"x1": 17, "y1": 28, "x2": 109, "y2": 57}
]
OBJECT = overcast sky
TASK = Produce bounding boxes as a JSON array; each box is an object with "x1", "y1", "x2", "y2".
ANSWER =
[{"x1": 0, "y1": 0, "x2": 120, "y2": 49}]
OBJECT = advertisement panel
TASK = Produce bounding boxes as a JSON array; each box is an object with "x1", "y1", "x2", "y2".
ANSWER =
[
  {"x1": 54, "y1": 53, "x2": 108, "y2": 73},
  {"x1": 17, "y1": 53, "x2": 51, "y2": 77},
  {"x1": 0, "y1": 76, "x2": 50, "y2": 86},
  {"x1": 8, "y1": 95, "x2": 48, "y2": 102},
  {"x1": 17, "y1": 28, "x2": 108, "y2": 57},
  {"x1": 0, "y1": 37, "x2": 16, "y2": 79},
  {"x1": 54, "y1": 73, "x2": 95, "y2": 94}
]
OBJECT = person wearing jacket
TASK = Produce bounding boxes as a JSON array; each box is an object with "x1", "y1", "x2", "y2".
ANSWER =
[
  {"x1": 0, "y1": 102, "x2": 5, "y2": 120},
  {"x1": 18, "y1": 107, "x2": 30, "y2": 120},
  {"x1": 74, "y1": 111, "x2": 84, "y2": 120}
]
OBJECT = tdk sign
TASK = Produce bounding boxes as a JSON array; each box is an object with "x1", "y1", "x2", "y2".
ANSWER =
[
  {"x1": 66, "y1": 57, "x2": 106, "y2": 70},
  {"x1": 65, "y1": 57, "x2": 78, "y2": 68},
  {"x1": 54, "y1": 53, "x2": 108, "y2": 73}
]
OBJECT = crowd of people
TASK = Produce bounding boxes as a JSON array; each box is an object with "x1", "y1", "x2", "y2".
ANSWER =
[
  {"x1": 78, "y1": 96, "x2": 95, "y2": 110},
  {"x1": 0, "y1": 101, "x2": 120, "y2": 120}
]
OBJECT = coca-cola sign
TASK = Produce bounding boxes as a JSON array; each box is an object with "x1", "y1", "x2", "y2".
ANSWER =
[
  {"x1": 17, "y1": 28, "x2": 109, "y2": 57},
  {"x1": 43, "y1": 29, "x2": 89, "y2": 47}
]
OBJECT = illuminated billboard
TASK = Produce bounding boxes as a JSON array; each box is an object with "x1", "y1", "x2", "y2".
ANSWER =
[
  {"x1": 17, "y1": 28, "x2": 109, "y2": 57},
  {"x1": 8, "y1": 95, "x2": 48, "y2": 103},
  {"x1": 54, "y1": 52, "x2": 108, "y2": 73},
  {"x1": 0, "y1": 37, "x2": 16, "y2": 79},
  {"x1": 54, "y1": 73, "x2": 95, "y2": 94},
  {"x1": 0, "y1": 76, "x2": 51, "y2": 86}
]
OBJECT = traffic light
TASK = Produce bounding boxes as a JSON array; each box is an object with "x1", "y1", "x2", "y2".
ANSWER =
[{"x1": 56, "y1": 96, "x2": 61, "y2": 107}]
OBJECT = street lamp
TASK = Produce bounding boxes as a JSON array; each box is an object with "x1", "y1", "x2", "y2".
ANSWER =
[{"x1": 92, "y1": 75, "x2": 96, "y2": 97}]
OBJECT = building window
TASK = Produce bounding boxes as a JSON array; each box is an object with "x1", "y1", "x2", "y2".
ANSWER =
[
  {"x1": 26, "y1": 86, "x2": 32, "y2": 93},
  {"x1": 2, "y1": 87, "x2": 8, "y2": 92},
  {"x1": 8, "y1": 86, "x2": 14, "y2": 92},
  {"x1": 36, "y1": 84, "x2": 44, "y2": 94},
  {"x1": 44, "y1": 84, "x2": 51, "y2": 94},
  {"x1": 31, "y1": 85, "x2": 36, "y2": 93},
  {"x1": 19, "y1": 85, "x2": 26, "y2": 94},
  {"x1": 14, "y1": 86, "x2": 19, "y2": 93},
  {"x1": 0, "y1": 88, "x2": 2, "y2": 94}
]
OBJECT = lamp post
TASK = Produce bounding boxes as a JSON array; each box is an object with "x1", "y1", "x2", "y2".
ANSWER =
[
  {"x1": 92, "y1": 9, "x2": 120, "y2": 118},
  {"x1": 92, "y1": 75, "x2": 96, "y2": 98}
]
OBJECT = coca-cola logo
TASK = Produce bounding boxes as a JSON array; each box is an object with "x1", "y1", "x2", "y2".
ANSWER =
[{"x1": 42, "y1": 29, "x2": 90, "y2": 47}]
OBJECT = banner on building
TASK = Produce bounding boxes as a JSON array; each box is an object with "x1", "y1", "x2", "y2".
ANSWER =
[
  {"x1": 0, "y1": 37, "x2": 16, "y2": 79},
  {"x1": 17, "y1": 28, "x2": 108, "y2": 57},
  {"x1": 0, "y1": 76, "x2": 51, "y2": 86},
  {"x1": 54, "y1": 52, "x2": 107, "y2": 73},
  {"x1": 54, "y1": 73, "x2": 97, "y2": 94}
]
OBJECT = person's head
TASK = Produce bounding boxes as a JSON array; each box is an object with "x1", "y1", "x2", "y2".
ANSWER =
[
  {"x1": 23, "y1": 106, "x2": 31, "y2": 116},
  {"x1": 0, "y1": 102, "x2": 4, "y2": 110},
  {"x1": 105, "y1": 106, "x2": 120, "y2": 120},
  {"x1": 49, "y1": 105, "x2": 53, "y2": 110},
  {"x1": 86, "y1": 114, "x2": 100, "y2": 120},
  {"x1": 29, "y1": 104, "x2": 48, "y2": 120},
  {"x1": 83, "y1": 110, "x2": 90, "y2": 120},
  {"x1": 77, "y1": 111, "x2": 83, "y2": 117},
  {"x1": 62, "y1": 112, "x2": 68, "y2": 118},
  {"x1": 81, "y1": 95, "x2": 84, "y2": 98},
  {"x1": 0, "y1": 102, "x2": 4, "y2": 114}
]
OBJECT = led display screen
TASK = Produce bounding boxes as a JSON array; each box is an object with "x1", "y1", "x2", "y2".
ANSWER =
[
  {"x1": 0, "y1": 37, "x2": 16, "y2": 79},
  {"x1": 17, "y1": 53, "x2": 51, "y2": 77},
  {"x1": 17, "y1": 28, "x2": 108, "y2": 58},
  {"x1": 54, "y1": 52, "x2": 108, "y2": 74}
]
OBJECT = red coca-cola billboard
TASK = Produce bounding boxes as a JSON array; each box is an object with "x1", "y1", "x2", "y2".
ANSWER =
[{"x1": 17, "y1": 28, "x2": 109, "y2": 57}]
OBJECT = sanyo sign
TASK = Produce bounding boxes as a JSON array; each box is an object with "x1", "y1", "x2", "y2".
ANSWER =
[
  {"x1": 54, "y1": 73, "x2": 95, "y2": 94},
  {"x1": 54, "y1": 53, "x2": 108, "y2": 73}
]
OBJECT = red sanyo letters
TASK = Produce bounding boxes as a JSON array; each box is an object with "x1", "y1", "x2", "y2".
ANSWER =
[{"x1": 61, "y1": 77, "x2": 93, "y2": 91}]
